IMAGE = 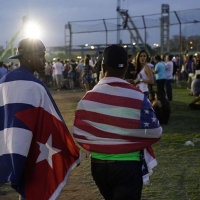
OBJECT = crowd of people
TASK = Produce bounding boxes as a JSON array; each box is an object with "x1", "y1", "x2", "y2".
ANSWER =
[
  {"x1": 1, "y1": 48, "x2": 200, "y2": 114},
  {"x1": 1, "y1": 36, "x2": 200, "y2": 199}
]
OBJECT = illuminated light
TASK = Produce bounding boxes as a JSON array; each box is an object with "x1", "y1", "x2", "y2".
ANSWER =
[
  {"x1": 24, "y1": 21, "x2": 41, "y2": 38},
  {"x1": 190, "y1": 47, "x2": 193, "y2": 49},
  {"x1": 124, "y1": 45, "x2": 127, "y2": 48},
  {"x1": 85, "y1": 44, "x2": 88, "y2": 47},
  {"x1": 77, "y1": 56, "x2": 82, "y2": 59},
  {"x1": 132, "y1": 42, "x2": 136, "y2": 45},
  {"x1": 91, "y1": 46, "x2": 94, "y2": 49},
  {"x1": 190, "y1": 41, "x2": 193, "y2": 44}
]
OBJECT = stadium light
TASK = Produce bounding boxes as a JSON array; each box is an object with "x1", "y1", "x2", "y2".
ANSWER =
[{"x1": 24, "y1": 21, "x2": 41, "y2": 38}]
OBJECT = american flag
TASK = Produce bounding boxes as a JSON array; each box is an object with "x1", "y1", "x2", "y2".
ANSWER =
[
  {"x1": 73, "y1": 77, "x2": 162, "y2": 183},
  {"x1": 0, "y1": 67, "x2": 81, "y2": 199}
]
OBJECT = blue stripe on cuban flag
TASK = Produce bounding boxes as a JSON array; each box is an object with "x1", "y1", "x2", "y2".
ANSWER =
[{"x1": 0, "y1": 103, "x2": 33, "y2": 184}]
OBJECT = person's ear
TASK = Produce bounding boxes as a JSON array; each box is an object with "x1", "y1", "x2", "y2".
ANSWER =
[{"x1": 24, "y1": 53, "x2": 31, "y2": 63}]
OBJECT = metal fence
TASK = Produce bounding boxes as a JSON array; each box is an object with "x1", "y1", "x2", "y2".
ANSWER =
[{"x1": 65, "y1": 7, "x2": 200, "y2": 57}]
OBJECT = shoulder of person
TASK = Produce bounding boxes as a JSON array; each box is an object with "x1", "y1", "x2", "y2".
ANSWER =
[{"x1": 153, "y1": 100, "x2": 162, "y2": 108}]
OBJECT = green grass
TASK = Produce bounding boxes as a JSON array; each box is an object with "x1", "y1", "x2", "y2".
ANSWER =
[{"x1": 142, "y1": 86, "x2": 200, "y2": 200}]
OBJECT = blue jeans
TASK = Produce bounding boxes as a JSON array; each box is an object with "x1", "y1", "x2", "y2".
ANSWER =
[{"x1": 165, "y1": 79, "x2": 173, "y2": 101}]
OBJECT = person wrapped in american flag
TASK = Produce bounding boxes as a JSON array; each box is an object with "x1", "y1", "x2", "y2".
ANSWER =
[
  {"x1": 0, "y1": 37, "x2": 81, "y2": 200},
  {"x1": 73, "y1": 44, "x2": 162, "y2": 200}
]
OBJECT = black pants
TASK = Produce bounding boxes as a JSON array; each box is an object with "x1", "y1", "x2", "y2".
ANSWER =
[
  {"x1": 91, "y1": 160, "x2": 143, "y2": 200},
  {"x1": 156, "y1": 79, "x2": 166, "y2": 95}
]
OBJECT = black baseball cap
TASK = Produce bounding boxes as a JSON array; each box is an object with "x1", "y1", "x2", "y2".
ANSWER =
[
  {"x1": 102, "y1": 44, "x2": 127, "y2": 68},
  {"x1": 9, "y1": 37, "x2": 46, "y2": 59}
]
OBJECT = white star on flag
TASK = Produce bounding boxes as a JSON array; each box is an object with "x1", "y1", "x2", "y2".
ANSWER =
[
  {"x1": 144, "y1": 122, "x2": 149, "y2": 127},
  {"x1": 36, "y1": 134, "x2": 61, "y2": 168},
  {"x1": 152, "y1": 117, "x2": 157, "y2": 122},
  {"x1": 144, "y1": 110, "x2": 149, "y2": 114}
]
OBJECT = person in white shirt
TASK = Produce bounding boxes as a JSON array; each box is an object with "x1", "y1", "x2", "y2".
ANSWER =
[
  {"x1": 53, "y1": 58, "x2": 64, "y2": 91},
  {"x1": 133, "y1": 50, "x2": 154, "y2": 96},
  {"x1": 165, "y1": 55, "x2": 174, "y2": 101}
]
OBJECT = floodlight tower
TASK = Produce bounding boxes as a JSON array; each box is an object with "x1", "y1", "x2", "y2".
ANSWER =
[{"x1": 160, "y1": 4, "x2": 170, "y2": 55}]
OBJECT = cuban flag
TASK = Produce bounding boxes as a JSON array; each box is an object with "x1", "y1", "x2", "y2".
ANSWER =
[
  {"x1": 0, "y1": 66, "x2": 81, "y2": 200},
  {"x1": 73, "y1": 77, "x2": 162, "y2": 184}
]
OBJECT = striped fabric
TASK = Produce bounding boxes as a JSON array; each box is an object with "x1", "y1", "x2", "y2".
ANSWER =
[
  {"x1": 73, "y1": 77, "x2": 162, "y2": 153},
  {"x1": 0, "y1": 66, "x2": 81, "y2": 199},
  {"x1": 73, "y1": 77, "x2": 162, "y2": 184}
]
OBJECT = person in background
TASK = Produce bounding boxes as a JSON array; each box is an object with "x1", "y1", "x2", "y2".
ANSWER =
[
  {"x1": 85, "y1": 54, "x2": 94, "y2": 68},
  {"x1": 44, "y1": 61, "x2": 52, "y2": 87},
  {"x1": 82, "y1": 57, "x2": 93, "y2": 92},
  {"x1": 94, "y1": 51, "x2": 103, "y2": 82},
  {"x1": 133, "y1": 50, "x2": 154, "y2": 96},
  {"x1": 0, "y1": 61, "x2": 8, "y2": 79},
  {"x1": 153, "y1": 55, "x2": 166, "y2": 95},
  {"x1": 52, "y1": 62, "x2": 57, "y2": 90},
  {"x1": 124, "y1": 53, "x2": 136, "y2": 81},
  {"x1": 73, "y1": 44, "x2": 162, "y2": 200},
  {"x1": 152, "y1": 90, "x2": 171, "y2": 124},
  {"x1": 190, "y1": 74, "x2": 200, "y2": 96},
  {"x1": 76, "y1": 59, "x2": 84, "y2": 88},
  {"x1": 63, "y1": 60, "x2": 70, "y2": 79},
  {"x1": 68, "y1": 59, "x2": 77, "y2": 89},
  {"x1": 195, "y1": 53, "x2": 200, "y2": 73},
  {"x1": 149, "y1": 90, "x2": 155, "y2": 104},
  {"x1": 53, "y1": 58, "x2": 64, "y2": 91},
  {"x1": 165, "y1": 54, "x2": 174, "y2": 101},
  {"x1": 147, "y1": 56, "x2": 155, "y2": 92},
  {"x1": 188, "y1": 93, "x2": 200, "y2": 110},
  {"x1": 184, "y1": 54, "x2": 195, "y2": 89}
]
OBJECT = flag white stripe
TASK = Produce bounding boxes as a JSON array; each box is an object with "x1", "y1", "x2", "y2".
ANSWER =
[
  {"x1": 0, "y1": 81, "x2": 61, "y2": 121},
  {"x1": 75, "y1": 138, "x2": 137, "y2": 145},
  {"x1": 73, "y1": 126, "x2": 133, "y2": 143},
  {"x1": 73, "y1": 125, "x2": 162, "y2": 139},
  {"x1": 77, "y1": 100, "x2": 141, "y2": 120},
  {"x1": 0, "y1": 127, "x2": 32, "y2": 156}
]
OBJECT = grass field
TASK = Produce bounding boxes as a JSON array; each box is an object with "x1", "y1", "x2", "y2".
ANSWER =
[
  {"x1": 1, "y1": 84, "x2": 200, "y2": 200},
  {"x1": 142, "y1": 85, "x2": 200, "y2": 200}
]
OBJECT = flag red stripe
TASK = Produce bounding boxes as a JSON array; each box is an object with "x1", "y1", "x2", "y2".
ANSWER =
[
  {"x1": 83, "y1": 92, "x2": 143, "y2": 109},
  {"x1": 73, "y1": 132, "x2": 160, "y2": 143},
  {"x1": 75, "y1": 110, "x2": 141, "y2": 129}
]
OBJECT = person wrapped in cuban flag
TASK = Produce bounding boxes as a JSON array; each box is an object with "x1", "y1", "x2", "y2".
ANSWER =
[
  {"x1": 73, "y1": 44, "x2": 162, "y2": 200},
  {"x1": 0, "y1": 37, "x2": 81, "y2": 200}
]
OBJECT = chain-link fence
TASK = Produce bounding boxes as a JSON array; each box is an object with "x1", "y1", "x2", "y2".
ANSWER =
[{"x1": 65, "y1": 8, "x2": 200, "y2": 56}]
